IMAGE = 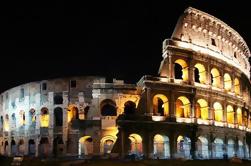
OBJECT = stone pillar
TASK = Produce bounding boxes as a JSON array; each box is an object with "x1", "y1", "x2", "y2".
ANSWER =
[
  {"x1": 223, "y1": 99, "x2": 227, "y2": 126},
  {"x1": 188, "y1": 57, "x2": 194, "y2": 85},
  {"x1": 148, "y1": 134, "x2": 153, "y2": 159},
  {"x1": 208, "y1": 133, "x2": 214, "y2": 159},
  {"x1": 120, "y1": 129, "x2": 125, "y2": 158},
  {"x1": 168, "y1": 91, "x2": 176, "y2": 122},
  {"x1": 145, "y1": 88, "x2": 152, "y2": 116},
  {"x1": 169, "y1": 54, "x2": 174, "y2": 82},
  {"x1": 169, "y1": 132, "x2": 176, "y2": 159},
  {"x1": 234, "y1": 106, "x2": 238, "y2": 128},
  {"x1": 234, "y1": 136, "x2": 238, "y2": 156},
  {"x1": 207, "y1": 63, "x2": 212, "y2": 86},
  {"x1": 142, "y1": 132, "x2": 150, "y2": 159},
  {"x1": 221, "y1": 69, "x2": 224, "y2": 90},
  {"x1": 190, "y1": 95, "x2": 196, "y2": 123}
]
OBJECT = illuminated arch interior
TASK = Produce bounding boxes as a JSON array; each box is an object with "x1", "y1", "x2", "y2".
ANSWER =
[
  {"x1": 176, "y1": 96, "x2": 190, "y2": 118},
  {"x1": 153, "y1": 134, "x2": 170, "y2": 159},
  {"x1": 4, "y1": 115, "x2": 9, "y2": 132},
  {"x1": 237, "y1": 108, "x2": 242, "y2": 125},
  {"x1": 100, "y1": 135, "x2": 117, "y2": 154},
  {"x1": 224, "y1": 73, "x2": 232, "y2": 91},
  {"x1": 227, "y1": 105, "x2": 234, "y2": 124},
  {"x1": 79, "y1": 136, "x2": 93, "y2": 155},
  {"x1": 68, "y1": 105, "x2": 79, "y2": 122},
  {"x1": 196, "y1": 99, "x2": 208, "y2": 120},
  {"x1": 153, "y1": 94, "x2": 169, "y2": 116},
  {"x1": 197, "y1": 136, "x2": 209, "y2": 159},
  {"x1": 194, "y1": 63, "x2": 206, "y2": 84},
  {"x1": 19, "y1": 110, "x2": 25, "y2": 126},
  {"x1": 174, "y1": 59, "x2": 188, "y2": 81},
  {"x1": 234, "y1": 78, "x2": 240, "y2": 95},
  {"x1": 40, "y1": 108, "x2": 49, "y2": 127},
  {"x1": 211, "y1": 68, "x2": 221, "y2": 88},
  {"x1": 213, "y1": 102, "x2": 223, "y2": 122},
  {"x1": 128, "y1": 134, "x2": 143, "y2": 154},
  {"x1": 177, "y1": 135, "x2": 191, "y2": 158},
  {"x1": 227, "y1": 139, "x2": 235, "y2": 158}
]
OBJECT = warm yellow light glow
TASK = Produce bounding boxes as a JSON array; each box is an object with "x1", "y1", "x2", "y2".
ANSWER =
[
  {"x1": 19, "y1": 110, "x2": 25, "y2": 126},
  {"x1": 154, "y1": 134, "x2": 164, "y2": 143},
  {"x1": 194, "y1": 63, "x2": 206, "y2": 84},
  {"x1": 234, "y1": 78, "x2": 240, "y2": 95},
  {"x1": 227, "y1": 105, "x2": 234, "y2": 124},
  {"x1": 224, "y1": 73, "x2": 232, "y2": 91},
  {"x1": 175, "y1": 59, "x2": 188, "y2": 81},
  {"x1": 237, "y1": 108, "x2": 242, "y2": 125},
  {"x1": 100, "y1": 135, "x2": 117, "y2": 154},
  {"x1": 196, "y1": 99, "x2": 208, "y2": 120},
  {"x1": 40, "y1": 108, "x2": 49, "y2": 127},
  {"x1": 129, "y1": 133, "x2": 143, "y2": 154},
  {"x1": 4, "y1": 115, "x2": 9, "y2": 131},
  {"x1": 153, "y1": 94, "x2": 169, "y2": 116},
  {"x1": 79, "y1": 136, "x2": 91, "y2": 143},
  {"x1": 213, "y1": 102, "x2": 223, "y2": 122},
  {"x1": 211, "y1": 68, "x2": 221, "y2": 88},
  {"x1": 67, "y1": 105, "x2": 79, "y2": 122},
  {"x1": 176, "y1": 96, "x2": 190, "y2": 118}
]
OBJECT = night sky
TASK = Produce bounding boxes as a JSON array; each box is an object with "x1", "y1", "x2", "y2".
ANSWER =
[{"x1": 0, "y1": 0, "x2": 251, "y2": 92}]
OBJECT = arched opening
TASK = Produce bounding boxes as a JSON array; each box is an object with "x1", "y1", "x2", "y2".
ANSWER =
[
  {"x1": 224, "y1": 73, "x2": 232, "y2": 92},
  {"x1": 194, "y1": 63, "x2": 206, "y2": 84},
  {"x1": 211, "y1": 68, "x2": 221, "y2": 88},
  {"x1": 11, "y1": 140, "x2": 17, "y2": 156},
  {"x1": 124, "y1": 101, "x2": 137, "y2": 115},
  {"x1": 18, "y1": 139, "x2": 25, "y2": 156},
  {"x1": 237, "y1": 108, "x2": 242, "y2": 125},
  {"x1": 227, "y1": 139, "x2": 235, "y2": 158},
  {"x1": 128, "y1": 134, "x2": 143, "y2": 155},
  {"x1": 28, "y1": 139, "x2": 35, "y2": 156},
  {"x1": 238, "y1": 140, "x2": 244, "y2": 158},
  {"x1": 4, "y1": 114, "x2": 9, "y2": 131},
  {"x1": 53, "y1": 137, "x2": 64, "y2": 156},
  {"x1": 196, "y1": 136, "x2": 209, "y2": 159},
  {"x1": 213, "y1": 102, "x2": 223, "y2": 122},
  {"x1": 100, "y1": 99, "x2": 117, "y2": 116},
  {"x1": 4, "y1": 141, "x2": 9, "y2": 156},
  {"x1": 176, "y1": 96, "x2": 190, "y2": 118},
  {"x1": 174, "y1": 59, "x2": 188, "y2": 81},
  {"x1": 39, "y1": 137, "x2": 49, "y2": 157},
  {"x1": 100, "y1": 135, "x2": 117, "y2": 154},
  {"x1": 234, "y1": 78, "x2": 240, "y2": 95},
  {"x1": 29, "y1": 109, "x2": 36, "y2": 127},
  {"x1": 11, "y1": 113, "x2": 16, "y2": 129},
  {"x1": 227, "y1": 105, "x2": 234, "y2": 124},
  {"x1": 177, "y1": 135, "x2": 191, "y2": 159},
  {"x1": 40, "y1": 107, "x2": 49, "y2": 127},
  {"x1": 196, "y1": 99, "x2": 208, "y2": 120},
  {"x1": 78, "y1": 136, "x2": 93, "y2": 156},
  {"x1": 67, "y1": 105, "x2": 79, "y2": 122},
  {"x1": 19, "y1": 110, "x2": 25, "y2": 127},
  {"x1": 153, "y1": 134, "x2": 170, "y2": 159},
  {"x1": 153, "y1": 94, "x2": 169, "y2": 116},
  {"x1": 54, "y1": 107, "x2": 63, "y2": 126},
  {"x1": 213, "y1": 138, "x2": 224, "y2": 158},
  {"x1": 0, "y1": 116, "x2": 3, "y2": 129}
]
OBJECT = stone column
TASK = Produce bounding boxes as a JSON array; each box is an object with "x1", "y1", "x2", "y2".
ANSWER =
[
  {"x1": 208, "y1": 133, "x2": 214, "y2": 159},
  {"x1": 169, "y1": 54, "x2": 174, "y2": 82},
  {"x1": 207, "y1": 63, "x2": 212, "y2": 86},
  {"x1": 169, "y1": 132, "x2": 176, "y2": 159},
  {"x1": 146, "y1": 88, "x2": 152, "y2": 116},
  {"x1": 223, "y1": 99, "x2": 227, "y2": 126},
  {"x1": 168, "y1": 91, "x2": 176, "y2": 122},
  {"x1": 188, "y1": 57, "x2": 194, "y2": 85}
]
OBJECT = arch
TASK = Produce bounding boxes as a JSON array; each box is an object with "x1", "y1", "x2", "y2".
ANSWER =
[
  {"x1": 237, "y1": 108, "x2": 242, "y2": 125},
  {"x1": 39, "y1": 137, "x2": 49, "y2": 157},
  {"x1": 153, "y1": 94, "x2": 169, "y2": 116},
  {"x1": 213, "y1": 138, "x2": 224, "y2": 158},
  {"x1": 29, "y1": 109, "x2": 36, "y2": 126},
  {"x1": 227, "y1": 139, "x2": 235, "y2": 158},
  {"x1": 196, "y1": 136, "x2": 209, "y2": 159},
  {"x1": 124, "y1": 101, "x2": 137, "y2": 115},
  {"x1": 54, "y1": 107, "x2": 63, "y2": 126},
  {"x1": 174, "y1": 59, "x2": 188, "y2": 81},
  {"x1": 11, "y1": 140, "x2": 17, "y2": 156},
  {"x1": 196, "y1": 99, "x2": 208, "y2": 120},
  {"x1": 153, "y1": 134, "x2": 170, "y2": 159},
  {"x1": 224, "y1": 73, "x2": 232, "y2": 91},
  {"x1": 211, "y1": 68, "x2": 221, "y2": 88},
  {"x1": 238, "y1": 140, "x2": 244, "y2": 158},
  {"x1": 176, "y1": 96, "x2": 190, "y2": 118},
  {"x1": 177, "y1": 135, "x2": 191, "y2": 159},
  {"x1": 194, "y1": 63, "x2": 206, "y2": 84},
  {"x1": 4, "y1": 114, "x2": 9, "y2": 131},
  {"x1": 100, "y1": 135, "x2": 117, "y2": 154},
  {"x1": 100, "y1": 99, "x2": 117, "y2": 116},
  {"x1": 234, "y1": 78, "x2": 240, "y2": 95},
  {"x1": 227, "y1": 105, "x2": 234, "y2": 124},
  {"x1": 11, "y1": 113, "x2": 16, "y2": 129},
  {"x1": 0, "y1": 116, "x2": 3, "y2": 128},
  {"x1": 19, "y1": 110, "x2": 25, "y2": 126},
  {"x1": 128, "y1": 133, "x2": 143, "y2": 155},
  {"x1": 213, "y1": 102, "x2": 223, "y2": 122},
  {"x1": 68, "y1": 105, "x2": 79, "y2": 122},
  {"x1": 40, "y1": 107, "x2": 49, "y2": 127},
  {"x1": 18, "y1": 139, "x2": 25, "y2": 156},
  {"x1": 28, "y1": 139, "x2": 36, "y2": 156},
  {"x1": 79, "y1": 136, "x2": 93, "y2": 156}
]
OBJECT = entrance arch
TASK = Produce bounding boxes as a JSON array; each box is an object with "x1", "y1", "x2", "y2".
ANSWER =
[
  {"x1": 213, "y1": 138, "x2": 224, "y2": 158},
  {"x1": 194, "y1": 63, "x2": 206, "y2": 84},
  {"x1": 152, "y1": 94, "x2": 169, "y2": 116},
  {"x1": 176, "y1": 96, "x2": 190, "y2": 118},
  {"x1": 100, "y1": 135, "x2": 117, "y2": 155},
  {"x1": 177, "y1": 135, "x2": 191, "y2": 159},
  {"x1": 174, "y1": 59, "x2": 188, "y2": 81},
  {"x1": 78, "y1": 136, "x2": 93, "y2": 156},
  {"x1": 153, "y1": 134, "x2": 170, "y2": 159},
  {"x1": 227, "y1": 139, "x2": 235, "y2": 158},
  {"x1": 196, "y1": 136, "x2": 209, "y2": 159},
  {"x1": 128, "y1": 134, "x2": 143, "y2": 155}
]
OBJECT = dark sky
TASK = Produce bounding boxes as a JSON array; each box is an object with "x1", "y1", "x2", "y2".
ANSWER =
[{"x1": 0, "y1": 0, "x2": 251, "y2": 92}]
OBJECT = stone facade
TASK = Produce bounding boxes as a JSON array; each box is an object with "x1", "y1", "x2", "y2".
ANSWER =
[{"x1": 0, "y1": 7, "x2": 251, "y2": 160}]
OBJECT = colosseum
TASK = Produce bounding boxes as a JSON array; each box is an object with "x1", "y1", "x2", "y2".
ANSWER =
[{"x1": 0, "y1": 7, "x2": 251, "y2": 160}]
